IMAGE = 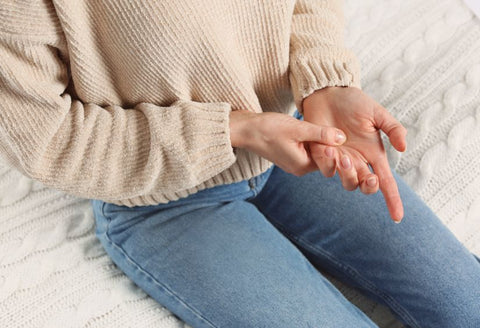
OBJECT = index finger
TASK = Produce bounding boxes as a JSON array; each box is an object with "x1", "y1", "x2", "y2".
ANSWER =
[{"x1": 371, "y1": 156, "x2": 404, "y2": 223}]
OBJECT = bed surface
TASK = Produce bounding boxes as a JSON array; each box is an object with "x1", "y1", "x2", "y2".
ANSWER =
[{"x1": 1, "y1": 0, "x2": 479, "y2": 326}]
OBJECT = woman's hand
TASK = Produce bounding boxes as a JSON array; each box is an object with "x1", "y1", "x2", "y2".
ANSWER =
[
  {"x1": 229, "y1": 109, "x2": 347, "y2": 178},
  {"x1": 302, "y1": 87, "x2": 407, "y2": 222}
]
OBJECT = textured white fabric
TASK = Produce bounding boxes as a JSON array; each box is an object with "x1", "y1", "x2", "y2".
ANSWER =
[
  {"x1": 1, "y1": 0, "x2": 479, "y2": 327},
  {"x1": 464, "y1": 0, "x2": 480, "y2": 18}
]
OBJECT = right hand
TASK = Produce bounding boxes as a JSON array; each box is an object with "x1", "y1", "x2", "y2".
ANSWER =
[{"x1": 229, "y1": 110, "x2": 347, "y2": 177}]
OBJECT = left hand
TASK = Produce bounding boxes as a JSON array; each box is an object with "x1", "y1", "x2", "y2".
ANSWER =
[{"x1": 302, "y1": 86, "x2": 407, "y2": 222}]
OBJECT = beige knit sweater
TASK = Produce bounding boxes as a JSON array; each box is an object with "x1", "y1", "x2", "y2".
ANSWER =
[{"x1": 0, "y1": 0, "x2": 360, "y2": 207}]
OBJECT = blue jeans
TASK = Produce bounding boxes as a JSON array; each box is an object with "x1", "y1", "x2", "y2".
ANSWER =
[{"x1": 91, "y1": 112, "x2": 480, "y2": 328}]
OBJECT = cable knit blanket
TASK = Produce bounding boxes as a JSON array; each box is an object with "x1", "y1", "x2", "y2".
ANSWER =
[{"x1": 1, "y1": 0, "x2": 479, "y2": 327}]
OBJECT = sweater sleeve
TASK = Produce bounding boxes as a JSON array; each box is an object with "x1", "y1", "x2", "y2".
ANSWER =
[
  {"x1": 289, "y1": 0, "x2": 361, "y2": 114},
  {"x1": 0, "y1": 32, "x2": 236, "y2": 202}
]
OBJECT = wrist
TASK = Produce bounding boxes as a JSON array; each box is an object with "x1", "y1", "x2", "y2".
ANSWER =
[
  {"x1": 229, "y1": 110, "x2": 258, "y2": 149},
  {"x1": 303, "y1": 86, "x2": 356, "y2": 116}
]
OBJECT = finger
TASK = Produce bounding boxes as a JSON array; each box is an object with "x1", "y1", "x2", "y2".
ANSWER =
[
  {"x1": 371, "y1": 156, "x2": 404, "y2": 222},
  {"x1": 291, "y1": 142, "x2": 323, "y2": 176},
  {"x1": 357, "y1": 162, "x2": 379, "y2": 195},
  {"x1": 308, "y1": 142, "x2": 337, "y2": 178},
  {"x1": 296, "y1": 121, "x2": 347, "y2": 146},
  {"x1": 374, "y1": 105, "x2": 407, "y2": 152},
  {"x1": 336, "y1": 152, "x2": 358, "y2": 191}
]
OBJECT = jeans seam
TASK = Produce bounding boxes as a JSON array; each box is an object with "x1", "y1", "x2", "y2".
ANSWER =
[
  {"x1": 100, "y1": 203, "x2": 219, "y2": 328},
  {"x1": 249, "y1": 166, "x2": 273, "y2": 199},
  {"x1": 268, "y1": 218, "x2": 421, "y2": 328}
]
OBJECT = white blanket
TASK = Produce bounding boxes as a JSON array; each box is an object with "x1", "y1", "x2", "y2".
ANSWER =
[
  {"x1": 1, "y1": 0, "x2": 479, "y2": 327},
  {"x1": 464, "y1": 0, "x2": 480, "y2": 18}
]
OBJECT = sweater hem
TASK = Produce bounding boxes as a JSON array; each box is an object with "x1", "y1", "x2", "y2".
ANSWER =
[{"x1": 104, "y1": 154, "x2": 274, "y2": 207}]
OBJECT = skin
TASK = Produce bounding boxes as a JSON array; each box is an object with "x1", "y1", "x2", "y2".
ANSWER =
[{"x1": 229, "y1": 86, "x2": 407, "y2": 223}]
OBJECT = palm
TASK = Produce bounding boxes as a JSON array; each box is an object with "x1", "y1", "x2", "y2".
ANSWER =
[
  {"x1": 314, "y1": 97, "x2": 384, "y2": 171},
  {"x1": 302, "y1": 87, "x2": 407, "y2": 222}
]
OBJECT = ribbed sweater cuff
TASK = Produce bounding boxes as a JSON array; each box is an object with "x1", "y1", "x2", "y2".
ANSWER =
[
  {"x1": 145, "y1": 99, "x2": 237, "y2": 192},
  {"x1": 180, "y1": 100, "x2": 237, "y2": 185},
  {"x1": 290, "y1": 47, "x2": 361, "y2": 114}
]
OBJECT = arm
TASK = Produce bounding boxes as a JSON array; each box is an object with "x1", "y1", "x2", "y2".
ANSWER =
[
  {"x1": 289, "y1": 0, "x2": 361, "y2": 114},
  {"x1": 0, "y1": 11, "x2": 235, "y2": 202},
  {"x1": 289, "y1": 0, "x2": 406, "y2": 222}
]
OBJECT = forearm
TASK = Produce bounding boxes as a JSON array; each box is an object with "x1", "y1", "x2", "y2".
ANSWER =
[
  {"x1": 289, "y1": 0, "x2": 361, "y2": 114},
  {"x1": 0, "y1": 35, "x2": 236, "y2": 201}
]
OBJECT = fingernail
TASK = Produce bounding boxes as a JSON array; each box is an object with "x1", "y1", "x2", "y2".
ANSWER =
[
  {"x1": 367, "y1": 176, "x2": 376, "y2": 187},
  {"x1": 394, "y1": 219, "x2": 402, "y2": 224},
  {"x1": 340, "y1": 155, "x2": 351, "y2": 169},
  {"x1": 325, "y1": 147, "x2": 334, "y2": 158},
  {"x1": 335, "y1": 132, "x2": 346, "y2": 144}
]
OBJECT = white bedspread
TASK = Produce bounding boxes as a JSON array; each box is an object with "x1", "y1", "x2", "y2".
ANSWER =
[
  {"x1": 1, "y1": 0, "x2": 479, "y2": 327},
  {"x1": 464, "y1": 0, "x2": 480, "y2": 18}
]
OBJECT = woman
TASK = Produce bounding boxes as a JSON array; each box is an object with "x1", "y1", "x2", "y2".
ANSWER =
[{"x1": 1, "y1": 0, "x2": 479, "y2": 327}]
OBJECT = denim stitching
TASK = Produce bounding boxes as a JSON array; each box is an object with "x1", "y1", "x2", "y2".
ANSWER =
[
  {"x1": 473, "y1": 252, "x2": 480, "y2": 264},
  {"x1": 101, "y1": 201, "x2": 108, "y2": 220},
  {"x1": 100, "y1": 202, "x2": 219, "y2": 328},
  {"x1": 248, "y1": 167, "x2": 274, "y2": 200},
  {"x1": 268, "y1": 217, "x2": 421, "y2": 328}
]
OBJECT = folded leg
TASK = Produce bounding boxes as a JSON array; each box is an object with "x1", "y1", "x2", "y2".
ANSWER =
[{"x1": 91, "y1": 194, "x2": 378, "y2": 328}]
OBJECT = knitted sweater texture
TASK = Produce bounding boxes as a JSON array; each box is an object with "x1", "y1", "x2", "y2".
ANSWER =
[{"x1": 0, "y1": 0, "x2": 360, "y2": 207}]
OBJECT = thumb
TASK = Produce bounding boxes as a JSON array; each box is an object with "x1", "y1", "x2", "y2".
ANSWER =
[
  {"x1": 296, "y1": 121, "x2": 347, "y2": 146},
  {"x1": 374, "y1": 105, "x2": 407, "y2": 152}
]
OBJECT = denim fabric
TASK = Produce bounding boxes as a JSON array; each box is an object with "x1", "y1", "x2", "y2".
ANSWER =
[{"x1": 91, "y1": 111, "x2": 480, "y2": 328}]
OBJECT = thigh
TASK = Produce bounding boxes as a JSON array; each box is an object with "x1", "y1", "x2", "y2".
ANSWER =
[
  {"x1": 91, "y1": 197, "x2": 377, "y2": 328},
  {"x1": 250, "y1": 165, "x2": 480, "y2": 328}
]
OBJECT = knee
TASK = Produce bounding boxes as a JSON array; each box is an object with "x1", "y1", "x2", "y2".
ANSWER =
[
  {"x1": 226, "y1": 292, "x2": 378, "y2": 328},
  {"x1": 403, "y1": 284, "x2": 480, "y2": 328},
  {"x1": 431, "y1": 294, "x2": 480, "y2": 327}
]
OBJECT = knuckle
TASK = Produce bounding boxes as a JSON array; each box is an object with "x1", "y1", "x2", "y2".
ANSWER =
[
  {"x1": 294, "y1": 128, "x2": 305, "y2": 142},
  {"x1": 393, "y1": 122, "x2": 406, "y2": 135},
  {"x1": 342, "y1": 178, "x2": 359, "y2": 191},
  {"x1": 345, "y1": 184, "x2": 357, "y2": 191},
  {"x1": 320, "y1": 127, "x2": 328, "y2": 142},
  {"x1": 290, "y1": 128, "x2": 302, "y2": 142}
]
